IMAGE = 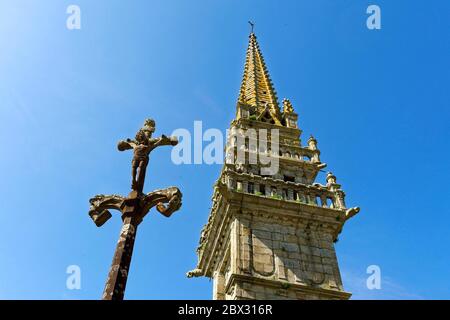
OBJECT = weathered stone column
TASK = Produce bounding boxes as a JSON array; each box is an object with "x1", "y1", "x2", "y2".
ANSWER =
[
  {"x1": 102, "y1": 215, "x2": 139, "y2": 300},
  {"x1": 212, "y1": 271, "x2": 226, "y2": 300}
]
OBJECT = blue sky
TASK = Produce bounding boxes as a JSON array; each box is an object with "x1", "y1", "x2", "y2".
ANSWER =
[{"x1": 0, "y1": 0, "x2": 448, "y2": 299}]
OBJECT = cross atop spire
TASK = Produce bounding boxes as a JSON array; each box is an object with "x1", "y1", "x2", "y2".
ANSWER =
[
  {"x1": 248, "y1": 21, "x2": 255, "y2": 33},
  {"x1": 237, "y1": 31, "x2": 282, "y2": 125}
]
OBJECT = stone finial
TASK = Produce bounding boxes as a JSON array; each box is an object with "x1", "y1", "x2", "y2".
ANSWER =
[
  {"x1": 326, "y1": 172, "x2": 342, "y2": 193},
  {"x1": 307, "y1": 135, "x2": 318, "y2": 150},
  {"x1": 282, "y1": 98, "x2": 295, "y2": 114},
  {"x1": 326, "y1": 172, "x2": 337, "y2": 185}
]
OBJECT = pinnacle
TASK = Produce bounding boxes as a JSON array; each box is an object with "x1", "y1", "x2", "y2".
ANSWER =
[{"x1": 237, "y1": 32, "x2": 282, "y2": 124}]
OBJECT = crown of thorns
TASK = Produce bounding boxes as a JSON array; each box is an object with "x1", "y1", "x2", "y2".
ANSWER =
[{"x1": 143, "y1": 119, "x2": 155, "y2": 129}]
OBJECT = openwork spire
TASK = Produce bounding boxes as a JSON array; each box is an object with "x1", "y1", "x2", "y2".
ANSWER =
[{"x1": 237, "y1": 32, "x2": 282, "y2": 124}]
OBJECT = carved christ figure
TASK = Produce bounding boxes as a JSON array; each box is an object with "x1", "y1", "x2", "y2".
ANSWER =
[{"x1": 117, "y1": 119, "x2": 178, "y2": 193}]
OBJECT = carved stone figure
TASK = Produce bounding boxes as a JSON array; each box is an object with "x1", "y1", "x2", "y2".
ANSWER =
[
  {"x1": 88, "y1": 118, "x2": 182, "y2": 300},
  {"x1": 118, "y1": 119, "x2": 178, "y2": 193}
]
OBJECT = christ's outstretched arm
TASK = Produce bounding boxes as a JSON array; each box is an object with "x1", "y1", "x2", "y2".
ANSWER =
[
  {"x1": 152, "y1": 135, "x2": 178, "y2": 149},
  {"x1": 117, "y1": 139, "x2": 136, "y2": 151}
]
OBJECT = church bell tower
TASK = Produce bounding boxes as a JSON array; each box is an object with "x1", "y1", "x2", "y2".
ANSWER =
[{"x1": 188, "y1": 31, "x2": 360, "y2": 300}]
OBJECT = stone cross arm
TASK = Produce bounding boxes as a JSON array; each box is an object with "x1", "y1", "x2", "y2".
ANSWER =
[{"x1": 88, "y1": 187, "x2": 182, "y2": 227}]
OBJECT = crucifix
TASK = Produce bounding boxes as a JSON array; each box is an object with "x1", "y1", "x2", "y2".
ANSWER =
[{"x1": 88, "y1": 118, "x2": 182, "y2": 300}]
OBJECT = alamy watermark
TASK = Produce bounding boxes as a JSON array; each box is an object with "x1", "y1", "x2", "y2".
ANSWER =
[
  {"x1": 366, "y1": 264, "x2": 381, "y2": 290},
  {"x1": 170, "y1": 121, "x2": 279, "y2": 175},
  {"x1": 66, "y1": 265, "x2": 81, "y2": 290},
  {"x1": 65, "y1": 5, "x2": 380, "y2": 31},
  {"x1": 66, "y1": 5, "x2": 81, "y2": 30},
  {"x1": 367, "y1": 5, "x2": 381, "y2": 30}
]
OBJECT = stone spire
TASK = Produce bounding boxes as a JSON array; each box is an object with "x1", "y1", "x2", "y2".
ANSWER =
[
  {"x1": 237, "y1": 32, "x2": 282, "y2": 125},
  {"x1": 188, "y1": 30, "x2": 360, "y2": 301}
]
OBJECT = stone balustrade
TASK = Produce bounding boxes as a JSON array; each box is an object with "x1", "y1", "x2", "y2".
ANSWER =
[
  {"x1": 227, "y1": 145, "x2": 321, "y2": 165},
  {"x1": 225, "y1": 171, "x2": 345, "y2": 210}
]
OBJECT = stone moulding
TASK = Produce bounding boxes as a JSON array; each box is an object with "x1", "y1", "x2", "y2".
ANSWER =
[{"x1": 225, "y1": 274, "x2": 352, "y2": 300}]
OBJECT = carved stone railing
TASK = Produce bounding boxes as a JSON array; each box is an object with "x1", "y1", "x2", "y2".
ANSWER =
[
  {"x1": 227, "y1": 143, "x2": 321, "y2": 165},
  {"x1": 224, "y1": 170, "x2": 346, "y2": 210}
]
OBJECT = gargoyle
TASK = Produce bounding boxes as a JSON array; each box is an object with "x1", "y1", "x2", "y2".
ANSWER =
[
  {"x1": 186, "y1": 268, "x2": 203, "y2": 278},
  {"x1": 332, "y1": 206, "x2": 360, "y2": 241}
]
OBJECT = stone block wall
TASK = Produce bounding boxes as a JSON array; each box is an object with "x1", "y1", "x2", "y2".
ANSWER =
[{"x1": 213, "y1": 209, "x2": 350, "y2": 300}]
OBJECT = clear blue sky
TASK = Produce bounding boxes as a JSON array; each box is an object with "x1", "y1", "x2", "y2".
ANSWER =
[{"x1": 0, "y1": 0, "x2": 448, "y2": 299}]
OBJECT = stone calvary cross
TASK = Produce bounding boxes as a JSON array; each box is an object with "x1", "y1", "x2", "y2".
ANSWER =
[{"x1": 88, "y1": 119, "x2": 182, "y2": 300}]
